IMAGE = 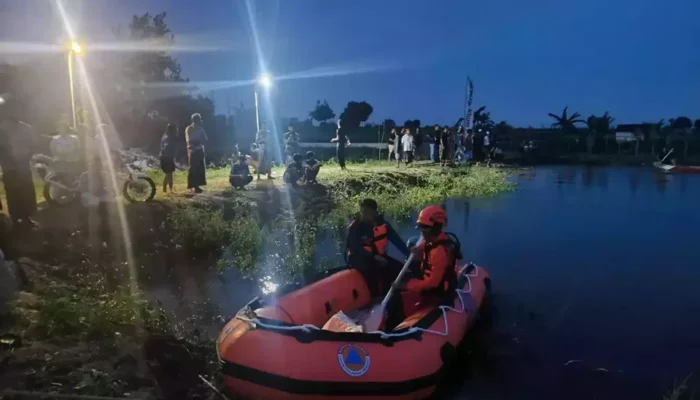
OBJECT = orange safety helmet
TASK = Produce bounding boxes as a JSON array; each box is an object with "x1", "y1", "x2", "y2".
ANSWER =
[{"x1": 417, "y1": 205, "x2": 447, "y2": 227}]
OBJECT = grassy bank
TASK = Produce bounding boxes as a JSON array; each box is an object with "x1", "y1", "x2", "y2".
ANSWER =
[
  {"x1": 1, "y1": 161, "x2": 512, "y2": 398},
  {"x1": 158, "y1": 161, "x2": 512, "y2": 279}
]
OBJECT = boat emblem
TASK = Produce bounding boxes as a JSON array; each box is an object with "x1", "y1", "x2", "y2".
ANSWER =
[
  {"x1": 337, "y1": 344, "x2": 370, "y2": 377},
  {"x1": 219, "y1": 326, "x2": 234, "y2": 344}
]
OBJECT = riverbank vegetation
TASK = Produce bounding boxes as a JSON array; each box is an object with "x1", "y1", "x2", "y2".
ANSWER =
[
  {"x1": 0, "y1": 161, "x2": 512, "y2": 397},
  {"x1": 1, "y1": 6, "x2": 694, "y2": 399}
]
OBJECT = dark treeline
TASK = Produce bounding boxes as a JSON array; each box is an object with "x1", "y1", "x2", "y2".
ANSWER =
[{"x1": 2, "y1": 11, "x2": 699, "y2": 164}]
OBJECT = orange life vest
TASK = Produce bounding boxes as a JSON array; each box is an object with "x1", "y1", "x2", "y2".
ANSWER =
[
  {"x1": 415, "y1": 232, "x2": 459, "y2": 296},
  {"x1": 347, "y1": 219, "x2": 389, "y2": 256}
]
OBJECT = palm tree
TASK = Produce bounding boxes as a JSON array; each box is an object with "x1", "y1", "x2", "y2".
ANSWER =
[
  {"x1": 548, "y1": 106, "x2": 585, "y2": 132},
  {"x1": 472, "y1": 106, "x2": 494, "y2": 132}
]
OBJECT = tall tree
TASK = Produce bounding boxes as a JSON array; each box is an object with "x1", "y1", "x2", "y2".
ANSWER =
[
  {"x1": 113, "y1": 12, "x2": 217, "y2": 151},
  {"x1": 548, "y1": 106, "x2": 584, "y2": 132},
  {"x1": 308, "y1": 100, "x2": 335, "y2": 124},
  {"x1": 340, "y1": 101, "x2": 373, "y2": 129}
]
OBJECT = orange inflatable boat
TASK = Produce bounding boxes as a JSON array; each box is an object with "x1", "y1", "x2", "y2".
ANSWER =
[{"x1": 217, "y1": 263, "x2": 491, "y2": 400}]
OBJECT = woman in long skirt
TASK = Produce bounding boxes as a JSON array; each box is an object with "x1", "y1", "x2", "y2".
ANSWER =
[{"x1": 185, "y1": 113, "x2": 208, "y2": 193}]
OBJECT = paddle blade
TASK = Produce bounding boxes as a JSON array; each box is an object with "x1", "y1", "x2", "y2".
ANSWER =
[{"x1": 362, "y1": 304, "x2": 386, "y2": 332}]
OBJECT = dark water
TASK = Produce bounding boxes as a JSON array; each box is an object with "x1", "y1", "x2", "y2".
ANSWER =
[
  {"x1": 441, "y1": 167, "x2": 700, "y2": 399},
  {"x1": 153, "y1": 166, "x2": 700, "y2": 399}
]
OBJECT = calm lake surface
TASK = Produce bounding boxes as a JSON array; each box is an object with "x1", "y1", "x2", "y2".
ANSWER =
[
  {"x1": 154, "y1": 166, "x2": 700, "y2": 399},
  {"x1": 443, "y1": 166, "x2": 700, "y2": 399}
]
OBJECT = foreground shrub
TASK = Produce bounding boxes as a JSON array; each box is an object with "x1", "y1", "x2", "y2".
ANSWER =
[{"x1": 35, "y1": 287, "x2": 170, "y2": 339}]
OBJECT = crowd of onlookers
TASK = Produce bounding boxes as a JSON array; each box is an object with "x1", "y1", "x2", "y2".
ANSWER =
[
  {"x1": 158, "y1": 117, "x2": 502, "y2": 193},
  {"x1": 387, "y1": 124, "x2": 498, "y2": 167}
]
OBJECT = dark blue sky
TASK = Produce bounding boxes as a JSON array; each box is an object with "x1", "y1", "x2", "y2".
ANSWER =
[{"x1": 2, "y1": 0, "x2": 699, "y2": 126}]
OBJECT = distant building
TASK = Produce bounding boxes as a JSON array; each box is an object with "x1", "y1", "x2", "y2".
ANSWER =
[{"x1": 615, "y1": 123, "x2": 656, "y2": 142}]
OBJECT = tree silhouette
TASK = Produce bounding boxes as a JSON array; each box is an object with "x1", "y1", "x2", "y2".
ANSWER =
[
  {"x1": 694, "y1": 119, "x2": 700, "y2": 134},
  {"x1": 493, "y1": 121, "x2": 513, "y2": 136},
  {"x1": 585, "y1": 112, "x2": 614, "y2": 154},
  {"x1": 668, "y1": 116, "x2": 694, "y2": 157},
  {"x1": 402, "y1": 120, "x2": 421, "y2": 130},
  {"x1": 670, "y1": 116, "x2": 692, "y2": 131},
  {"x1": 340, "y1": 101, "x2": 373, "y2": 129},
  {"x1": 114, "y1": 12, "x2": 219, "y2": 150},
  {"x1": 472, "y1": 106, "x2": 494, "y2": 132},
  {"x1": 0, "y1": 64, "x2": 37, "y2": 120},
  {"x1": 548, "y1": 106, "x2": 584, "y2": 132},
  {"x1": 309, "y1": 100, "x2": 335, "y2": 124},
  {"x1": 383, "y1": 119, "x2": 397, "y2": 131}
]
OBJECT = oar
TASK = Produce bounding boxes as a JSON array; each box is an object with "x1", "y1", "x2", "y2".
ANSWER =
[
  {"x1": 660, "y1": 148, "x2": 674, "y2": 163},
  {"x1": 363, "y1": 236, "x2": 423, "y2": 332}
]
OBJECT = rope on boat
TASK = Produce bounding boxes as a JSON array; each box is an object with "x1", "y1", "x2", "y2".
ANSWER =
[
  {"x1": 234, "y1": 265, "x2": 481, "y2": 339},
  {"x1": 0, "y1": 390, "x2": 142, "y2": 400}
]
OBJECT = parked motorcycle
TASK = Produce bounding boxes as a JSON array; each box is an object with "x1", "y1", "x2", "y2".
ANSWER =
[{"x1": 31, "y1": 154, "x2": 157, "y2": 206}]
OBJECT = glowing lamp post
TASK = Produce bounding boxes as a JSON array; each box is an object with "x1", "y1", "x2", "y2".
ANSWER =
[
  {"x1": 67, "y1": 40, "x2": 84, "y2": 128},
  {"x1": 254, "y1": 73, "x2": 273, "y2": 132}
]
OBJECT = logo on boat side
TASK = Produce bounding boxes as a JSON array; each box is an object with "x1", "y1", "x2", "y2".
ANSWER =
[
  {"x1": 337, "y1": 344, "x2": 370, "y2": 377},
  {"x1": 219, "y1": 326, "x2": 234, "y2": 344}
]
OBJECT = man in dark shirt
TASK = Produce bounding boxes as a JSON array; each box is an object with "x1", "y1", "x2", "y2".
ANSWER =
[
  {"x1": 440, "y1": 126, "x2": 452, "y2": 167},
  {"x1": 430, "y1": 125, "x2": 441, "y2": 162},
  {"x1": 346, "y1": 199, "x2": 410, "y2": 296},
  {"x1": 229, "y1": 155, "x2": 253, "y2": 189},
  {"x1": 303, "y1": 151, "x2": 321, "y2": 183}
]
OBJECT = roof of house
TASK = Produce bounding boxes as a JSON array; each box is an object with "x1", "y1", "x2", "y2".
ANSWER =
[{"x1": 616, "y1": 123, "x2": 655, "y2": 133}]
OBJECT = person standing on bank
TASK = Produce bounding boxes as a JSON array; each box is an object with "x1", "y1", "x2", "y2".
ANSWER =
[
  {"x1": 395, "y1": 128, "x2": 404, "y2": 167},
  {"x1": 255, "y1": 122, "x2": 273, "y2": 180},
  {"x1": 159, "y1": 123, "x2": 178, "y2": 194},
  {"x1": 401, "y1": 128, "x2": 415, "y2": 166},
  {"x1": 330, "y1": 119, "x2": 350, "y2": 170},
  {"x1": 185, "y1": 113, "x2": 208, "y2": 193},
  {"x1": 413, "y1": 127, "x2": 423, "y2": 161},
  {"x1": 0, "y1": 109, "x2": 38, "y2": 228},
  {"x1": 284, "y1": 124, "x2": 301, "y2": 164},
  {"x1": 387, "y1": 127, "x2": 398, "y2": 161}
]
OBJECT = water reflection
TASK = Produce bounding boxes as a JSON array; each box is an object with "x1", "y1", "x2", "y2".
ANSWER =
[
  {"x1": 654, "y1": 174, "x2": 670, "y2": 195},
  {"x1": 146, "y1": 166, "x2": 700, "y2": 399},
  {"x1": 628, "y1": 169, "x2": 639, "y2": 195},
  {"x1": 596, "y1": 168, "x2": 608, "y2": 191},
  {"x1": 582, "y1": 166, "x2": 594, "y2": 187},
  {"x1": 451, "y1": 200, "x2": 471, "y2": 233},
  {"x1": 555, "y1": 167, "x2": 578, "y2": 185}
]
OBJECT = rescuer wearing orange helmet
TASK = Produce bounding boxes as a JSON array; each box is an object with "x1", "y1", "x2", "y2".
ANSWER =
[
  {"x1": 346, "y1": 198, "x2": 410, "y2": 297},
  {"x1": 384, "y1": 205, "x2": 460, "y2": 330}
]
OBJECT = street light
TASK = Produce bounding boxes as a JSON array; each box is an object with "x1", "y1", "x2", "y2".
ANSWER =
[
  {"x1": 254, "y1": 73, "x2": 273, "y2": 132},
  {"x1": 71, "y1": 41, "x2": 82, "y2": 54},
  {"x1": 67, "y1": 40, "x2": 84, "y2": 129}
]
